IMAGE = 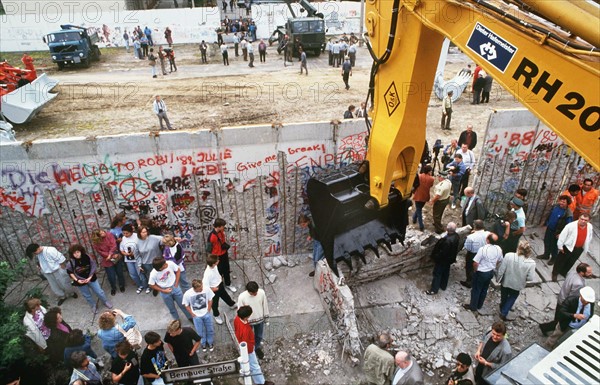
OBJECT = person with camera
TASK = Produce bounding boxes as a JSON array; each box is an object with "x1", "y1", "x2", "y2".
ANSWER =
[
  {"x1": 120, "y1": 223, "x2": 147, "y2": 295},
  {"x1": 455, "y1": 144, "x2": 476, "y2": 199},
  {"x1": 97, "y1": 308, "x2": 138, "y2": 358},
  {"x1": 68, "y1": 351, "x2": 102, "y2": 385},
  {"x1": 207, "y1": 218, "x2": 236, "y2": 293},
  {"x1": 152, "y1": 95, "x2": 174, "y2": 131},
  {"x1": 445, "y1": 153, "x2": 467, "y2": 209},
  {"x1": 91, "y1": 229, "x2": 126, "y2": 296}
]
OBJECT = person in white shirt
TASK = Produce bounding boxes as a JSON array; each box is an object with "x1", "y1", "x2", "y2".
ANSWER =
[
  {"x1": 183, "y1": 279, "x2": 215, "y2": 352},
  {"x1": 152, "y1": 95, "x2": 174, "y2": 131},
  {"x1": 119, "y1": 223, "x2": 147, "y2": 294},
  {"x1": 240, "y1": 37, "x2": 248, "y2": 61},
  {"x1": 237, "y1": 281, "x2": 269, "y2": 359},
  {"x1": 455, "y1": 144, "x2": 476, "y2": 197},
  {"x1": 148, "y1": 257, "x2": 191, "y2": 321},
  {"x1": 391, "y1": 351, "x2": 424, "y2": 385},
  {"x1": 460, "y1": 220, "x2": 490, "y2": 289},
  {"x1": 220, "y1": 42, "x2": 229, "y2": 66},
  {"x1": 247, "y1": 40, "x2": 255, "y2": 68},
  {"x1": 203, "y1": 254, "x2": 236, "y2": 325},
  {"x1": 26, "y1": 243, "x2": 77, "y2": 305},
  {"x1": 464, "y1": 233, "x2": 503, "y2": 311}
]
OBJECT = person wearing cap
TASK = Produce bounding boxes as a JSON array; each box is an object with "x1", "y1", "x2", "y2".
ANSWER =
[
  {"x1": 545, "y1": 286, "x2": 595, "y2": 349},
  {"x1": 499, "y1": 197, "x2": 526, "y2": 254},
  {"x1": 441, "y1": 90, "x2": 453, "y2": 130},
  {"x1": 342, "y1": 55, "x2": 352, "y2": 90},
  {"x1": 445, "y1": 154, "x2": 466, "y2": 209},
  {"x1": 447, "y1": 353, "x2": 475, "y2": 385},
  {"x1": 539, "y1": 262, "x2": 593, "y2": 335},
  {"x1": 430, "y1": 173, "x2": 453, "y2": 234},
  {"x1": 552, "y1": 213, "x2": 593, "y2": 281}
]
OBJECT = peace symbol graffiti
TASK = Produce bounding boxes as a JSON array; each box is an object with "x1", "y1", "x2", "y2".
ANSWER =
[{"x1": 119, "y1": 177, "x2": 151, "y2": 202}]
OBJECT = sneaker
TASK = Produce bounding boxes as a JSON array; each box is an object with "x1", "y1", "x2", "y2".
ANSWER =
[
  {"x1": 120, "y1": 287, "x2": 126, "y2": 293},
  {"x1": 202, "y1": 345, "x2": 207, "y2": 352},
  {"x1": 214, "y1": 315, "x2": 224, "y2": 325},
  {"x1": 308, "y1": 271, "x2": 315, "y2": 277},
  {"x1": 227, "y1": 285, "x2": 237, "y2": 293},
  {"x1": 145, "y1": 287, "x2": 152, "y2": 294},
  {"x1": 111, "y1": 289, "x2": 116, "y2": 296},
  {"x1": 72, "y1": 293, "x2": 78, "y2": 299},
  {"x1": 208, "y1": 344, "x2": 214, "y2": 352},
  {"x1": 425, "y1": 290, "x2": 436, "y2": 295},
  {"x1": 57, "y1": 297, "x2": 67, "y2": 306},
  {"x1": 136, "y1": 287, "x2": 143, "y2": 294},
  {"x1": 105, "y1": 301, "x2": 113, "y2": 309},
  {"x1": 451, "y1": 203, "x2": 456, "y2": 209}
]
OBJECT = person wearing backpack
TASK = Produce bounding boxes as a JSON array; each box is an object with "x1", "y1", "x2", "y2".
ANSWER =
[{"x1": 206, "y1": 218, "x2": 236, "y2": 292}]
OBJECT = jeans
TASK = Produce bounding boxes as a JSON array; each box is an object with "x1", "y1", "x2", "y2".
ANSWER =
[
  {"x1": 470, "y1": 270, "x2": 494, "y2": 310},
  {"x1": 430, "y1": 263, "x2": 451, "y2": 293},
  {"x1": 141, "y1": 263, "x2": 153, "y2": 287},
  {"x1": 248, "y1": 351, "x2": 265, "y2": 384},
  {"x1": 313, "y1": 240, "x2": 325, "y2": 267},
  {"x1": 464, "y1": 251, "x2": 476, "y2": 283},
  {"x1": 125, "y1": 262, "x2": 146, "y2": 288},
  {"x1": 451, "y1": 179, "x2": 462, "y2": 205},
  {"x1": 178, "y1": 269, "x2": 191, "y2": 292},
  {"x1": 160, "y1": 286, "x2": 190, "y2": 320},
  {"x1": 500, "y1": 286, "x2": 520, "y2": 317},
  {"x1": 193, "y1": 312, "x2": 214, "y2": 346},
  {"x1": 105, "y1": 259, "x2": 126, "y2": 290},
  {"x1": 412, "y1": 201, "x2": 426, "y2": 230},
  {"x1": 78, "y1": 280, "x2": 108, "y2": 308},
  {"x1": 252, "y1": 322, "x2": 265, "y2": 350},
  {"x1": 542, "y1": 227, "x2": 558, "y2": 259}
]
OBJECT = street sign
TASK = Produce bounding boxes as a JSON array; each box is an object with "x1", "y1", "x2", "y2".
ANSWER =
[{"x1": 161, "y1": 359, "x2": 238, "y2": 382}]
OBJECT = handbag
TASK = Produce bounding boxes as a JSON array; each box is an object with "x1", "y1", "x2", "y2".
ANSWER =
[{"x1": 116, "y1": 323, "x2": 142, "y2": 350}]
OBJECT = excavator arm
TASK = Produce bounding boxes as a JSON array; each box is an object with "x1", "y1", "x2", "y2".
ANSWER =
[
  {"x1": 366, "y1": 0, "x2": 599, "y2": 208},
  {"x1": 307, "y1": 0, "x2": 599, "y2": 274}
]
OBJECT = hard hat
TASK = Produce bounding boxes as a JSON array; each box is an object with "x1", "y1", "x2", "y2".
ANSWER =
[{"x1": 580, "y1": 286, "x2": 595, "y2": 303}]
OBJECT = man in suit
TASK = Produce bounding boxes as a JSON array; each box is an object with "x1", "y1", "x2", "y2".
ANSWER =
[
  {"x1": 426, "y1": 222, "x2": 460, "y2": 295},
  {"x1": 391, "y1": 351, "x2": 424, "y2": 385},
  {"x1": 462, "y1": 187, "x2": 486, "y2": 227}
]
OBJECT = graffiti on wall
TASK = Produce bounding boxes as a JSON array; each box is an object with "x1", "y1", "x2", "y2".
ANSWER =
[{"x1": 0, "y1": 123, "x2": 368, "y2": 263}]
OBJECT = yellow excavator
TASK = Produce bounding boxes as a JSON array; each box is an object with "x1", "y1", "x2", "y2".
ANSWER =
[{"x1": 308, "y1": 0, "x2": 599, "y2": 274}]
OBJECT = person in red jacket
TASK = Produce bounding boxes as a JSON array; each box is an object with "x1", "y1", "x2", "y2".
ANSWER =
[
  {"x1": 234, "y1": 306, "x2": 273, "y2": 385},
  {"x1": 208, "y1": 218, "x2": 236, "y2": 292}
]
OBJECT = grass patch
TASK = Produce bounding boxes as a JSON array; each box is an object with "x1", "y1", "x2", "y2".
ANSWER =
[{"x1": 0, "y1": 51, "x2": 52, "y2": 68}]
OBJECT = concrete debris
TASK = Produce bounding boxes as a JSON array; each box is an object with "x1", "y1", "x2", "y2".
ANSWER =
[
  {"x1": 264, "y1": 260, "x2": 273, "y2": 271},
  {"x1": 267, "y1": 273, "x2": 277, "y2": 283},
  {"x1": 277, "y1": 255, "x2": 289, "y2": 266},
  {"x1": 272, "y1": 257, "x2": 283, "y2": 269},
  {"x1": 444, "y1": 352, "x2": 452, "y2": 362}
]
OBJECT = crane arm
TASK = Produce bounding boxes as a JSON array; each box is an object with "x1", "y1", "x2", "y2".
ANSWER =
[{"x1": 365, "y1": 0, "x2": 600, "y2": 208}]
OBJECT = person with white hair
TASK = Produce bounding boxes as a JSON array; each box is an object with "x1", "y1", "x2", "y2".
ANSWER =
[
  {"x1": 391, "y1": 351, "x2": 424, "y2": 385},
  {"x1": 426, "y1": 222, "x2": 460, "y2": 295}
]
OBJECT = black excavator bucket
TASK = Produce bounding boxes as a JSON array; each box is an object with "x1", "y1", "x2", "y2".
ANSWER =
[{"x1": 307, "y1": 163, "x2": 409, "y2": 275}]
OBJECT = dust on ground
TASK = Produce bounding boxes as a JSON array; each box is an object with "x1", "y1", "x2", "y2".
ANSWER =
[{"x1": 16, "y1": 43, "x2": 523, "y2": 145}]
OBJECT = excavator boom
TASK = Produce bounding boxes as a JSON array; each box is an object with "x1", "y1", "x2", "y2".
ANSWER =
[{"x1": 308, "y1": 0, "x2": 599, "y2": 274}]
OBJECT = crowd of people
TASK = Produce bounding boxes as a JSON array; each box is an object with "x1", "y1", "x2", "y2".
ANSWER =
[{"x1": 20, "y1": 216, "x2": 275, "y2": 385}]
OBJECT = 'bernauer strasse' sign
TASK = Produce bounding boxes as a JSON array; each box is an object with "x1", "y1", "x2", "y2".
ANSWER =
[{"x1": 161, "y1": 360, "x2": 238, "y2": 381}]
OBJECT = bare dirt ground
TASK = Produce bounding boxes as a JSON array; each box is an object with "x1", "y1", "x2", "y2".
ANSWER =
[{"x1": 17, "y1": 43, "x2": 523, "y2": 144}]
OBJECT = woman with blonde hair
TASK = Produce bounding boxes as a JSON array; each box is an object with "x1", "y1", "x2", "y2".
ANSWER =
[
  {"x1": 97, "y1": 308, "x2": 137, "y2": 358},
  {"x1": 496, "y1": 240, "x2": 536, "y2": 321},
  {"x1": 163, "y1": 234, "x2": 190, "y2": 292},
  {"x1": 23, "y1": 297, "x2": 49, "y2": 351},
  {"x1": 91, "y1": 228, "x2": 126, "y2": 296}
]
